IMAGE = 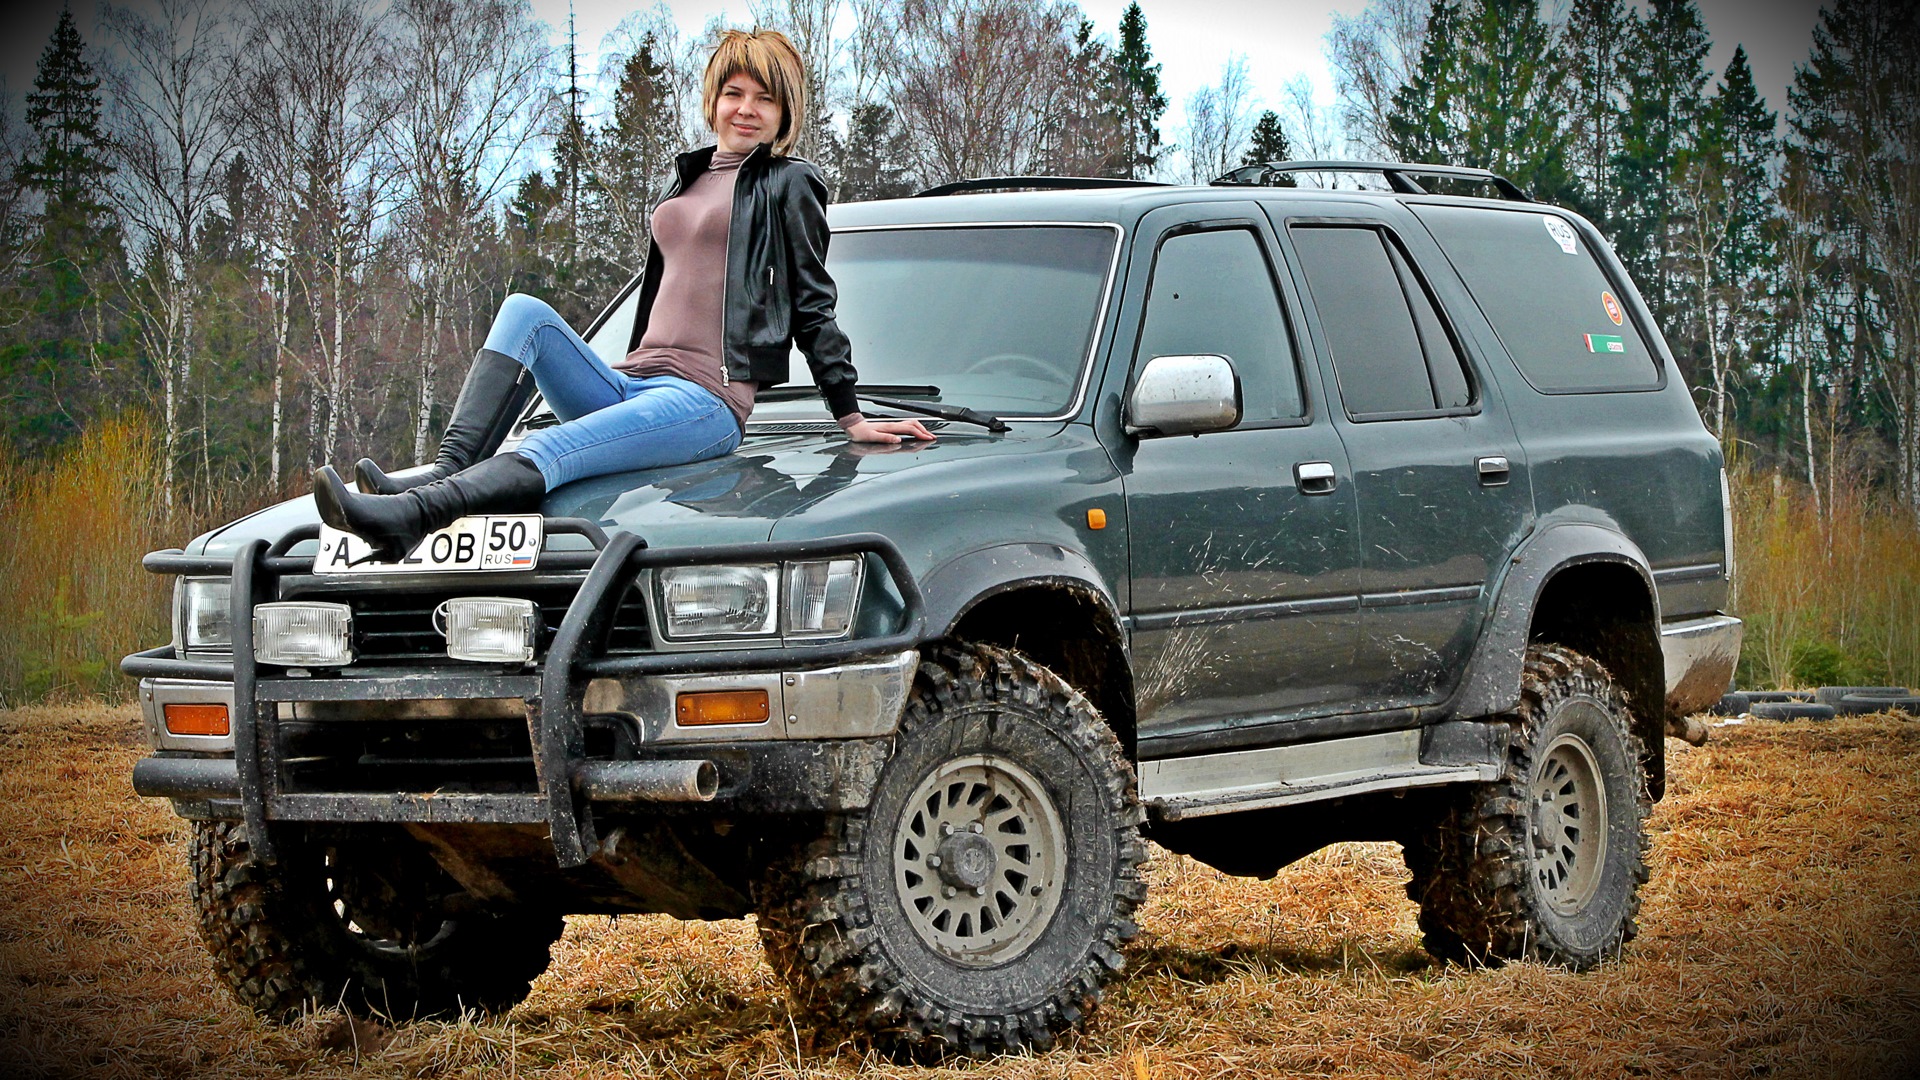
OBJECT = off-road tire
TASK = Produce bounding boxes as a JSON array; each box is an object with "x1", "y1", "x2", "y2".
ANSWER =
[
  {"x1": 756, "y1": 643, "x2": 1147, "y2": 1058},
  {"x1": 1405, "y1": 645, "x2": 1650, "y2": 970},
  {"x1": 189, "y1": 820, "x2": 563, "y2": 1020}
]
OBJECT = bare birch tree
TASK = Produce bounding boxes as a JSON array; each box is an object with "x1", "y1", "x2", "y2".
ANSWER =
[
  {"x1": 871, "y1": 0, "x2": 1075, "y2": 184},
  {"x1": 749, "y1": 0, "x2": 839, "y2": 160},
  {"x1": 1326, "y1": 0, "x2": 1430, "y2": 157},
  {"x1": 235, "y1": 0, "x2": 398, "y2": 472},
  {"x1": 100, "y1": 0, "x2": 240, "y2": 501},
  {"x1": 1180, "y1": 55, "x2": 1257, "y2": 185},
  {"x1": 386, "y1": 0, "x2": 551, "y2": 464},
  {"x1": 1790, "y1": 0, "x2": 1920, "y2": 512}
]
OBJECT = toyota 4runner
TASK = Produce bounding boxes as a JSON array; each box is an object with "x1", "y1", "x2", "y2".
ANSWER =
[{"x1": 125, "y1": 161, "x2": 1741, "y2": 1058}]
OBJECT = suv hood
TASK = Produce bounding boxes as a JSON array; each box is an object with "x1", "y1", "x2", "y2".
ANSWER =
[{"x1": 190, "y1": 428, "x2": 1041, "y2": 560}]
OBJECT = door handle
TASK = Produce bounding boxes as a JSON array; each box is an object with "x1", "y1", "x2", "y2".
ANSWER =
[
  {"x1": 1477, "y1": 456, "x2": 1511, "y2": 486},
  {"x1": 1295, "y1": 461, "x2": 1337, "y2": 495}
]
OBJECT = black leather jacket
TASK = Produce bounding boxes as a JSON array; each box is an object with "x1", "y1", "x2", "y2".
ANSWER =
[{"x1": 626, "y1": 144, "x2": 860, "y2": 420}]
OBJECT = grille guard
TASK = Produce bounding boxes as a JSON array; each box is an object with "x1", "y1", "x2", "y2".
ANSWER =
[{"x1": 123, "y1": 519, "x2": 928, "y2": 868}]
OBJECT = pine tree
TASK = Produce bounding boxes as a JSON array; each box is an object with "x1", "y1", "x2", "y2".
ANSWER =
[
  {"x1": 1385, "y1": 0, "x2": 1569, "y2": 199},
  {"x1": 4, "y1": 7, "x2": 123, "y2": 455},
  {"x1": 1112, "y1": 3, "x2": 1167, "y2": 179},
  {"x1": 1043, "y1": 18, "x2": 1129, "y2": 178},
  {"x1": 1560, "y1": 0, "x2": 1636, "y2": 229},
  {"x1": 1611, "y1": 0, "x2": 1712, "y2": 330},
  {"x1": 1709, "y1": 47, "x2": 1778, "y2": 291},
  {"x1": 576, "y1": 34, "x2": 681, "y2": 307},
  {"x1": 1242, "y1": 111, "x2": 1293, "y2": 165},
  {"x1": 837, "y1": 103, "x2": 915, "y2": 202},
  {"x1": 1240, "y1": 110, "x2": 1296, "y2": 186},
  {"x1": 1385, "y1": 0, "x2": 1464, "y2": 165}
]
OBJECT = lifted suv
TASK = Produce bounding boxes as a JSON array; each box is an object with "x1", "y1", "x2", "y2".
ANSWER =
[{"x1": 127, "y1": 162, "x2": 1740, "y2": 1057}]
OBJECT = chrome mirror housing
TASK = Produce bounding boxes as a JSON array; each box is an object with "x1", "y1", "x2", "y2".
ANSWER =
[{"x1": 1125, "y1": 354, "x2": 1241, "y2": 436}]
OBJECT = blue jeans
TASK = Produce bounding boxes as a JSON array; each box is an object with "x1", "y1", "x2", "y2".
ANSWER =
[{"x1": 484, "y1": 293, "x2": 741, "y2": 490}]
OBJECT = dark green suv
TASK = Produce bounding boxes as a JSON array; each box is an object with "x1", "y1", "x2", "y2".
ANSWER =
[{"x1": 126, "y1": 162, "x2": 1740, "y2": 1058}]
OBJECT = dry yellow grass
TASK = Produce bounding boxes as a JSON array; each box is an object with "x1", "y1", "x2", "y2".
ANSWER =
[
  {"x1": 1730, "y1": 464, "x2": 1920, "y2": 688},
  {"x1": 3, "y1": 703, "x2": 1918, "y2": 1079}
]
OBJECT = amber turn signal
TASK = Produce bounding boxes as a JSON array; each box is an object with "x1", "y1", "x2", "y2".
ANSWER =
[
  {"x1": 675, "y1": 689, "x2": 771, "y2": 726},
  {"x1": 163, "y1": 703, "x2": 230, "y2": 737},
  {"x1": 1086, "y1": 508, "x2": 1107, "y2": 529}
]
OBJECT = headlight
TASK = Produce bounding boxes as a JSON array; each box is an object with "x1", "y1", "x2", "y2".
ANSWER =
[
  {"x1": 175, "y1": 578, "x2": 233, "y2": 652},
  {"x1": 656, "y1": 564, "x2": 780, "y2": 640},
  {"x1": 654, "y1": 557, "x2": 864, "y2": 642}
]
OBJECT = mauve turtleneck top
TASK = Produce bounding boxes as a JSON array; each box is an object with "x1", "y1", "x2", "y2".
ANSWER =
[{"x1": 615, "y1": 149, "x2": 759, "y2": 426}]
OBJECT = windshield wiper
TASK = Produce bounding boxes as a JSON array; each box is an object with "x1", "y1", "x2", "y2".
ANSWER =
[
  {"x1": 757, "y1": 383, "x2": 941, "y2": 402},
  {"x1": 861, "y1": 395, "x2": 1009, "y2": 433}
]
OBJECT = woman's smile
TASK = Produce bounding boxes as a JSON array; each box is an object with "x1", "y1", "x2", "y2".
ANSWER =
[{"x1": 714, "y1": 72, "x2": 781, "y2": 154}]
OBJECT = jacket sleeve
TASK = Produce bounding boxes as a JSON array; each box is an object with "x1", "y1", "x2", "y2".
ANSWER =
[{"x1": 781, "y1": 162, "x2": 861, "y2": 420}]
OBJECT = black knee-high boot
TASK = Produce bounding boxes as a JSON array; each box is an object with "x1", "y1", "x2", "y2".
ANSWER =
[
  {"x1": 315, "y1": 452, "x2": 547, "y2": 562},
  {"x1": 354, "y1": 348, "x2": 533, "y2": 495}
]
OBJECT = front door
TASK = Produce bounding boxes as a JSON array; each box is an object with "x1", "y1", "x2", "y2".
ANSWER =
[{"x1": 1114, "y1": 204, "x2": 1364, "y2": 749}]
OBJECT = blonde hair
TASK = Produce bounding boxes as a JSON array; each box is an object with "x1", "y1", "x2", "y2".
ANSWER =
[{"x1": 701, "y1": 29, "x2": 807, "y2": 157}]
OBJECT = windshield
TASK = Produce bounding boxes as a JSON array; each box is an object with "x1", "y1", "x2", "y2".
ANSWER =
[{"x1": 763, "y1": 224, "x2": 1116, "y2": 421}]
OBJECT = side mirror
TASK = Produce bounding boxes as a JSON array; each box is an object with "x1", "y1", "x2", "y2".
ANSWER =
[{"x1": 1125, "y1": 354, "x2": 1241, "y2": 436}]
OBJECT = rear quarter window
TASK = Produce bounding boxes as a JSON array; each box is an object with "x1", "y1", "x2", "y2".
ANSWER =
[{"x1": 1412, "y1": 204, "x2": 1660, "y2": 393}]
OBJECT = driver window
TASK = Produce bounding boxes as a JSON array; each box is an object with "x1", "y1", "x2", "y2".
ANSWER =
[{"x1": 1136, "y1": 228, "x2": 1304, "y2": 423}]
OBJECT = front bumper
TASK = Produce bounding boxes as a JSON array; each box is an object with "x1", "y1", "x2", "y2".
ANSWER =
[
  {"x1": 123, "y1": 525, "x2": 927, "y2": 868},
  {"x1": 1661, "y1": 614, "x2": 1743, "y2": 718}
]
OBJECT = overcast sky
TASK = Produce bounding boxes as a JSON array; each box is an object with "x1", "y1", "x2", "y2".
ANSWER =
[{"x1": 4, "y1": 0, "x2": 1830, "y2": 155}]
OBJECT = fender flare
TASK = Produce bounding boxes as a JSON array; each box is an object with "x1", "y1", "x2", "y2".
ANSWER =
[
  {"x1": 919, "y1": 542, "x2": 1126, "y2": 645},
  {"x1": 1451, "y1": 522, "x2": 1660, "y2": 718}
]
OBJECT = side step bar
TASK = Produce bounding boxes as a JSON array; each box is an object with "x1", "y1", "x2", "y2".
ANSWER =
[{"x1": 1140, "y1": 725, "x2": 1504, "y2": 821}]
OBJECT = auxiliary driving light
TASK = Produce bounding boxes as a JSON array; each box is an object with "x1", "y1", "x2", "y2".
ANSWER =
[
  {"x1": 435, "y1": 597, "x2": 540, "y2": 663},
  {"x1": 252, "y1": 602, "x2": 354, "y2": 666}
]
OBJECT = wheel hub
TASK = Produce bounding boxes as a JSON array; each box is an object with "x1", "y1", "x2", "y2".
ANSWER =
[
  {"x1": 891, "y1": 754, "x2": 1067, "y2": 967},
  {"x1": 935, "y1": 830, "x2": 997, "y2": 890},
  {"x1": 1530, "y1": 727, "x2": 1610, "y2": 916}
]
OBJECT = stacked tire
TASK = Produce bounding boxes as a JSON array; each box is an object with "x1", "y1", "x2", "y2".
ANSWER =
[
  {"x1": 1817, "y1": 686, "x2": 1919, "y2": 716},
  {"x1": 1717, "y1": 686, "x2": 1919, "y2": 721}
]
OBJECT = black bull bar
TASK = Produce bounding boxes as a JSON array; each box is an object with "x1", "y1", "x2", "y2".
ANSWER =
[{"x1": 123, "y1": 520, "x2": 927, "y2": 868}]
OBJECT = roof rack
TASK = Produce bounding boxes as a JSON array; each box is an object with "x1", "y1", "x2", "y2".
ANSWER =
[
  {"x1": 1212, "y1": 160, "x2": 1533, "y2": 202},
  {"x1": 915, "y1": 176, "x2": 1168, "y2": 198}
]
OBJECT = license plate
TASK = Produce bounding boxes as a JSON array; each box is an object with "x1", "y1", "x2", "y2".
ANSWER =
[{"x1": 314, "y1": 516, "x2": 543, "y2": 574}]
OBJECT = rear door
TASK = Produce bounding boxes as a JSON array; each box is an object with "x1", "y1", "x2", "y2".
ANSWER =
[
  {"x1": 1275, "y1": 203, "x2": 1534, "y2": 710},
  {"x1": 1114, "y1": 202, "x2": 1363, "y2": 747}
]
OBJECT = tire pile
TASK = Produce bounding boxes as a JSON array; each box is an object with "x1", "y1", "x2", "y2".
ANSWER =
[{"x1": 1708, "y1": 686, "x2": 1919, "y2": 721}]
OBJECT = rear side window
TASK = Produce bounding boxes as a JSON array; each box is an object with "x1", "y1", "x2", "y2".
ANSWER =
[
  {"x1": 1136, "y1": 228, "x2": 1304, "y2": 424},
  {"x1": 1412, "y1": 205, "x2": 1659, "y2": 392},
  {"x1": 1289, "y1": 225, "x2": 1473, "y2": 419}
]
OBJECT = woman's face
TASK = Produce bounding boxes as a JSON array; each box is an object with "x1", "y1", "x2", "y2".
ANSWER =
[{"x1": 713, "y1": 72, "x2": 782, "y2": 155}]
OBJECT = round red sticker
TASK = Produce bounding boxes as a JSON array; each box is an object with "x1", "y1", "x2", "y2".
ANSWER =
[{"x1": 1602, "y1": 291, "x2": 1623, "y2": 326}]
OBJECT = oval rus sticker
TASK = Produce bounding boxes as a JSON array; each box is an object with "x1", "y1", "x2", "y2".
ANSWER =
[{"x1": 1601, "y1": 291, "x2": 1623, "y2": 326}]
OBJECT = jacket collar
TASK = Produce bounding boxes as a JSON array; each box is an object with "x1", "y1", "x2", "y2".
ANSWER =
[{"x1": 675, "y1": 142, "x2": 772, "y2": 187}]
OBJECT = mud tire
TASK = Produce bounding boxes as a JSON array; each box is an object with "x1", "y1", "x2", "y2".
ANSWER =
[
  {"x1": 1405, "y1": 645, "x2": 1650, "y2": 970},
  {"x1": 189, "y1": 820, "x2": 562, "y2": 1020},
  {"x1": 756, "y1": 643, "x2": 1147, "y2": 1058}
]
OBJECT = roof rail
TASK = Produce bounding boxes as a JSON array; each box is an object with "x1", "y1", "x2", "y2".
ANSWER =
[
  {"x1": 1212, "y1": 160, "x2": 1533, "y2": 202},
  {"x1": 915, "y1": 176, "x2": 1168, "y2": 198}
]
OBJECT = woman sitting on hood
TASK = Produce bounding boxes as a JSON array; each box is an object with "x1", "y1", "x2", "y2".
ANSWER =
[{"x1": 314, "y1": 28, "x2": 931, "y2": 560}]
